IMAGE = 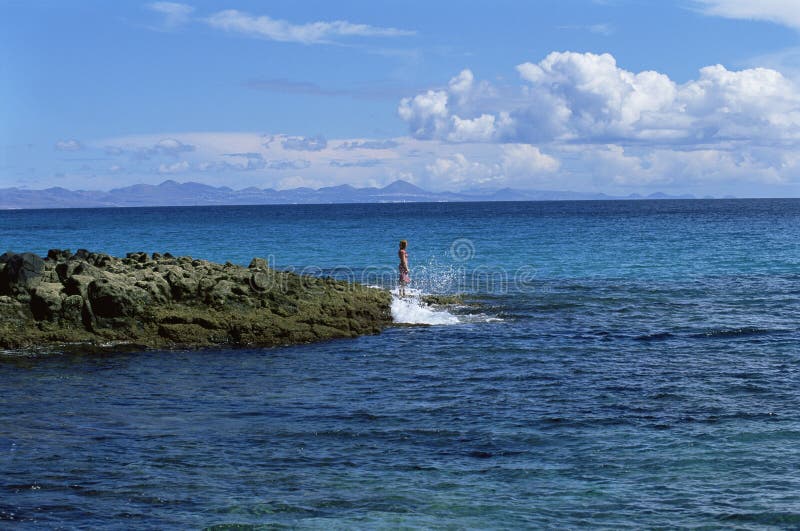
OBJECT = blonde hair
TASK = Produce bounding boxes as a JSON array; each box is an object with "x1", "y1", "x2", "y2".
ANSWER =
[{"x1": 399, "y1": 240, "x2": 407, "y2": 249}]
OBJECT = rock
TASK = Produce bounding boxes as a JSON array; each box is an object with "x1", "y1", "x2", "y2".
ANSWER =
[
  {"x1": 0, "y1": 253, "x2": 45, "y2": 294},
  {"x1": 89, "y1": 253, "x2": 113, "y2": 268},
  {"x1": 87, "y1": 277, "x2": 151, "y2": 319},
  {"x1": 164, "y1": 269, "x2": 198, "y2": 301},
  {"x1": 47, "y1": 249, "x2": 71, "y2": 261},
  {"x1": 61, "y1": 295, "x2": 85, "y2": 325},
  {"x1": 249, "y1": 257, "x2": 268, "y2": 270},
  {"x1": 126, "y1": 252, "x2": 148, "y2": 263},
  {"x1": 30, "y1": 282, "x2": 64, "y2": 321},
  {"x1": 64, "y1": 274, "x2": 94, "y2": 299},
  {"x1": 0, "y1": 250, "x2": 392, "y2": 351},
  {"x1": 421, "y1": 294, "x2": 465, "y2": 306},
  {"x1": 134, "y1": 277, "x2": 171, "y2": 304}
]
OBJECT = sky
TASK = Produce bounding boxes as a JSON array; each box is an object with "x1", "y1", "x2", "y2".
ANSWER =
[{"x1": 3, "y1": 0, "x2": 800, "y2": 197}]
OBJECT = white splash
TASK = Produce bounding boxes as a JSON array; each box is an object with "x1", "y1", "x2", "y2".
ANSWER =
[{"x1": 390, "y1": 288, "x2": 460, "y2": 325}]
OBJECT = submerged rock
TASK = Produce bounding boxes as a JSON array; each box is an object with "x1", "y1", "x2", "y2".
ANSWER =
[{"x1": 0, "y1": 250, "x2": 392, "y2": 351}]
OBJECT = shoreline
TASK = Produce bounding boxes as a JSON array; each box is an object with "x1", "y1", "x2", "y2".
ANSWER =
[{"x1": 0, "y1": 249, "x2": 392, "y2": 352}]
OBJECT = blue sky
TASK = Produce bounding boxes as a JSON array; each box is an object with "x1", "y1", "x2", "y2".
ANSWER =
[{"x1": 3, "y1": 0, "x2": 800, "y2": 196}]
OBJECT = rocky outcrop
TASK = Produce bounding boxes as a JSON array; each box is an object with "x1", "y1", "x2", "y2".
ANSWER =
[{"x1": 0, "y1": 250, "x2": 392, "y2": 351}]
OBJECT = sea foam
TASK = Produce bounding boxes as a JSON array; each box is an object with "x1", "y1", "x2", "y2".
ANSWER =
[{"x1": 390, "y1": 288, "x2": 460, "y2": 325}]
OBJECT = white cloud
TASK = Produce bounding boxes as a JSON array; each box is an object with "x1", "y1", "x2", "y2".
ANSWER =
[
  {"x1": 92, "y1": 129, "x2": 800, "y2": 196},
  {"x1": 695, "y1": 0, "x2": 800, "y2": 31},
  {"x1": 427, "y1": 153, "x2": 495, "y2": 187},
  {"x1": 502, "y1": 144, "x2": 560, "y2": 175},
  {"x1": 55, "y1": 139, "x2": 83, "y2": 151},
  {"x1": 565, "y1": 143, "x2": 791, "y2": 189},
  {"x1": 448, "y1": 114, "x2": 498, "y2": 142},
  {"x1": 103, "y1": 137, "x2": 195, "y2": 159},
  {"x1": 158, "y1": 160, "x2": 191, "y2": 174},
  {"x1": 147, "y1": 2, "x2": 194, "y2": 29},
  {"x1": 281, "y1": 135, "x2": 328, "y2": 151},
  {"x1": 153, "y1": 138, "x2": 194, "y2": 155},
  {"x1": 205, "y1": 10, "x2": 415, "y2": 44},
  {"x1": 426, "y1": 144, "x2": 559, "y2": 188},
  {"x1": 397, "y1": 90, "x2": 449, "y2": 139},
  {"x1": 448, "y1": 69, "x2": 474, "y2": 101},
  {"x1": 399, "y1": 51, "x2": 800, "y2": 145}
]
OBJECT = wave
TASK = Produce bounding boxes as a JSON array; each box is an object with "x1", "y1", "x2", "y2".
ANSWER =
[{"x1": 390, "y1": 288, "x2": 460, "y2": 325}]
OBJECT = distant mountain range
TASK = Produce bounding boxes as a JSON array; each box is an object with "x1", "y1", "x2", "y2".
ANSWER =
[{"x1": 0, "y1": 179, "x2": 715, "y2": 209}]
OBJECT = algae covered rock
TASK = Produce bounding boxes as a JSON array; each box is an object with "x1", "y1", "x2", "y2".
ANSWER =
[{"x1": 0, "y1": 249, "x2": 392, "y2": 351}]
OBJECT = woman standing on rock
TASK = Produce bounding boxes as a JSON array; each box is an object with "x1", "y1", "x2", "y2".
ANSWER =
[{"x1": 398, "y1": 240, "x2": 410, "y2": 297}]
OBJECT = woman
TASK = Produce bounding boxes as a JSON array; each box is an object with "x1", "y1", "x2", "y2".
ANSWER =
[{"x1": 398, "y1": 239, "x2": 410, "y2": 297}]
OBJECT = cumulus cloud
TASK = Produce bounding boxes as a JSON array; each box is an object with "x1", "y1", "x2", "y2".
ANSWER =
[
  {"x1": 695, "y1": 0, "x2": 800, "y2": 31},
  {"x1": 398, "y1": 90, "x2": 450, "y2": 139},
  {"x1": 577, "y1": 144, "x2": 787, "y2": 187},
  {"x1": 502, "y1": 144, "x2": 560, "y2": 175},
  {"x1": 426, "y1": 144, "x2": 559, "y2": 188},
  {"x1": 55, "y1": 139, "x2": 83, "y2": 151},
  {"x1": 205, "y1": 9, "x2": 415, "y2": 44},
  {"x1": 147, "y1": 2, "x2": 194, "y2": 29},
  {"x1": 398, "y1": 51, "x2": 800, "y2": 145},
  {"x1": 426, "y1": 153, "x2": 495, "y2": 187}
]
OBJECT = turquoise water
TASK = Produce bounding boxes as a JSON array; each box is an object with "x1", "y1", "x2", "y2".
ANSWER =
[{"x1": 2, "y1": 200, "x2": 800, "y2": 528}]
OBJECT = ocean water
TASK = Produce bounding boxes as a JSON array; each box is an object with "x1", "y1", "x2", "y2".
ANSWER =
[{"x1": 2, "y1": 199, "x2": 800, "y2": 528}]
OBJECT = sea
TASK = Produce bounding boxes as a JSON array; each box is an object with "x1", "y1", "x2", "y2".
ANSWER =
[{"x1": 2, "y1": 199, "x2": 800, "y2": 529}]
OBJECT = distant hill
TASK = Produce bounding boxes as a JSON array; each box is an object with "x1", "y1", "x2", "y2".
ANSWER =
[{"x1": 0, "y1": 179, "x2": 703, "y2": 209}]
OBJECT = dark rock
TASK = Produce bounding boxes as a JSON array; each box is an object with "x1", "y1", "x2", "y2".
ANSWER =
[
  {"x1": 1, "y1": 253, "x2": 45, "y2": 294},
  {"x1": 72, "y1": 249, "x2": 90, "y2": 260},
  {"x1": 126, "y1": 252, "x2": 148, "y2": 263},
  {"x1": 61, "y1": 295, "x2": 85, "y2": 325},
  {"x1": 64, "y1": 274, "x2": 94, "y2": 299},
  {"x1": 47, "y1": 249, "x2": 71, "y2": 261},
  {"x1": 90, "y1": 253, "x2": 112, "y2": 268}
]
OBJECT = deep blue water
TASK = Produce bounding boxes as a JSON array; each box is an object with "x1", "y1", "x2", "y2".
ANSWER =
[{"x1": 2, "y1": 199, "x2": 800, "y2": 528}]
